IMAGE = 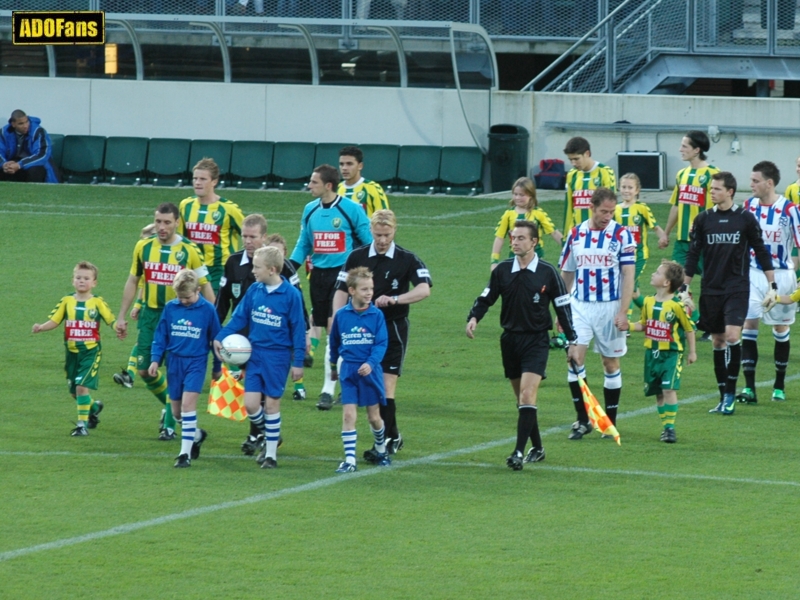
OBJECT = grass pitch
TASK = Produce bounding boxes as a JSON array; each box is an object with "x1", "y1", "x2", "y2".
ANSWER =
[{"x1": 2, "y1": 183, "x2": 800, "y2": 599}]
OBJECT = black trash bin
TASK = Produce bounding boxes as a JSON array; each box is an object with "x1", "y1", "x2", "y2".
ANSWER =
[{"x1": 488, "y1": 124, "x2": 529, "y2": 193}]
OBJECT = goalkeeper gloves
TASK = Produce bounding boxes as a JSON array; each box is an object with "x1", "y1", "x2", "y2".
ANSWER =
[{"x1": 762, "y1": 282, "x2": 779, "y2": 311}]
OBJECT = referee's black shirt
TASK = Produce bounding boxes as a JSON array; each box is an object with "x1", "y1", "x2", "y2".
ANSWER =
[
  {"x1": 685, "y1": 205, "x2": 772, "y2": 295},
  {"x1": 468, "y1": 254, "x2": 577, "y2": 341},
  {"x1": 335, "y1": 242, "x2": 432, "y2": 322}
]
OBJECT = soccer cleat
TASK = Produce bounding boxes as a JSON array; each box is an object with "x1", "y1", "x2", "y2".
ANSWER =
[
  {"x1": 375, "y1": 452, "x2": 392, "y2": 467},
  {"x1": 660, "y1": 429, "x2": 669, "y2": 442},
  {"x1": 304, "y1": 354, "x2": 314, "y2": 368},
  {"x1": 70, "y1": 425, "x2": 89, "y2": 437},
  {"x1": 335, "y1": 461, "x2": 357, "y2": 473},
  {"x1": 87, "y1": 400, "x2": 103, "y2": 429},
  {"x1": 524, "y1": 447, "x2": 546, "y2": 463},
  {"x1": 158, "y1": 428, "x2": 176, "y2": 441},
  {"x1": 664, "y1": 428, "x2": 677, "y2": 443},
  {"x1": 363, "y1": 446, "x2": 380, "y2": 464},
  {"x1": 113, "y1": 369, "x2": 134, "y2": 389},
  {"x1": 260, "y1": 457, "x2": 278, "y2": 469},
  {"x1": 256, "y1": 435, "x2": 284, "y2": 465},
  {"x1": 241, "y1": 435, "x2": 259, "y2": 456},
  {"x1": 568, "y1": 421, "x2": 593, "y2": 440},
  {"x1": 506, "y1": 451, "x2": 524, "y2": 471},
  {"x1": 387, "y1": 434, "x2": 404, "y2": 455},
  {"x1": 698, "y1": 332, "x2": 712, "y2": 342},
  {"x1": 292, "y1": 389, "x2": 307, "y2": 401},
  {"x1": 174, "y1": 453, "x2": 191, "y2": 468},
  {"x1": 190, "y1": 429, "x2": 208, "y2": 460},
  {"x1": 316, "y1": 392, "x2": 333, "y2": 411},
  {"x1": 708, "y1": 401, "x2": 725, "y2": 414},
  {"x1": 721, "y1": 393, "x2": 736, "y2": 415},
  {"x1": 772, "y1": 389, "x2": 786, "y2": 402},
  {"x1": 736, "y1": 388, "x2": 757, "y2": 404}
]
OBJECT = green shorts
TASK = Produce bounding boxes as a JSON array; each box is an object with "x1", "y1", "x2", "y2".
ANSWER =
[
  {"x1": 207, "y1": 265, "x2": 224, "y2": 294},
  {"x1": 65, "y1": 345, "x2": 102, "y2": 395},
  {"x1": 634, "y1": 257, "x2": 646, "y2": 289},
  {"x1": 643, "y1": 348, "x2": 683, "y2": 396},
  {"x1": 136, "y1": 306, "x2": 163, "y2": 370},
  {"x1": 672, "y1": 240, "x2": 702, "y2": 275}
]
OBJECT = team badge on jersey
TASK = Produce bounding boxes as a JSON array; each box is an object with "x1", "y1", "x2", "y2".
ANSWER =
[
  {"x1": 212, "y1": 210, "x2": 222, "y2": 222},
  {"x1": 175, "y1": 250, "x2": 186, "y2": 262},
  {"x1": 664, "y1": 310, "x2": 675, "y2": 323},
  {"x1": 609, "y1": 240, "x2": 619, "y2": 253},
  {"x1": 633, "y1": 214, "x2": 642, "y2": 225},
  {"x1": 699, "y1": 174, "x2": 708, "y2": 185},
  {"x1": 332, "y1": 217, "x2": 342, "y2": 229},
  {"x1": 358, "y1": 190, "x2": 367, "y2": 202},
  {"x1": 593, "y1": 176, "x2": 600, "y2": 186},
  {"x1": 88, "y1": 308, "x2": 98, "y2": 319},
  {"x1": 232, "y1": 283, "x2": 241, "y2": 298}
]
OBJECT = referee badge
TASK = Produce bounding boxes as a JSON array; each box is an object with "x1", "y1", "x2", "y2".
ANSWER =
[
  {"x1": 533, "y1": 293, "x2": 540, "y2": 303},
  {"x1": 332, "y1": 217, "x2": 342, "y2": 229},
  {"x1": 232, "y1": 283, "x2": 241, "y2": 298}
]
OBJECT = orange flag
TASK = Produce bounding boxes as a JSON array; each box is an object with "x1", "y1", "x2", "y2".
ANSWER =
[
  {"x1": 207, "y1": 365, "x2": 248, "y2": 422},
  {"x1": 578, "y1": 375, "x2": 621, "y2": 445}
]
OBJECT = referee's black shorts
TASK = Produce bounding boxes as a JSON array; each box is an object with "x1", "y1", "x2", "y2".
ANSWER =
[
  {"x1": 381, "y1": 317, "x2": 409, "y2": 376},
  {"x1": 500, "y1": 330, "x2": 549, "y2": 380},
  {"x1": 698, "y1": 291, "x2": 748, "y2": 334},
  {"x1": 309, "y1": 266, "x2": 341, "y2": 327}
]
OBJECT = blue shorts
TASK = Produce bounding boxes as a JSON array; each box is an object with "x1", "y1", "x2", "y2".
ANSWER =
[
  {"x1": 244, "y1": 347, "x2": 291, "y2": 399},
  {"x1": 339, "y1": 361, "x2": 386, "y2": 407},
  {"x1": 166, "y1": 354, "x2": 208, "y2": 401}
]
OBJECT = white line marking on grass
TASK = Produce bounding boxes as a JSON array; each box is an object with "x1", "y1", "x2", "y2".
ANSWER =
[
  {"x1": 404, "y1": 204, "x2": 506, "y2": 221},
  {"x1": 0, "y1": 209, "x2": 298, "y2": 225},
  {"x1": 2, "y1": 374, "x2": 796, "y2": 562}
]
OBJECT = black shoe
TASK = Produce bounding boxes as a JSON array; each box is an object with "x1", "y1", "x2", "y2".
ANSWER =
[
  {"x1": 664, "y1": 428, "x2": 677, "y2": 443},
  {"x1": 113, "y1": 369, "x2": 134, "y2": 388},
  {"x1": 261, "y1": 456, "x2": 277, "y2": 469},
  {"x1": 387, "y1": 434, "x2": 404, "y2": 455},
  {"x1": 255, "y1": 435, "x2": 284, "y2": 464},
  {"x1": 568, "y1": 421, "x2": 593, "y2": 440},
  {"x1": 158, "y1": 428, "x2": 176, "y2": 441},
  {"x1": 87, "y1": 400, "x2": 104, "y2": 429},
  {"x1": 735, "y1": 388, "x2": 757, "y2": 404},
  {"x1": 316, "y1": 392, "x2": 333, "y2": 411},
  {"x1": 660, "y1": 429, "x2": 669, "y2": 442},
  {"x1": 191, "y1": 429, "x2": 207, "y2": 460},
  {"x1": 363, "y1": 445, "x2": 380, "y2": 464},
  {"x1": 698, "y1": 332, "x2": 712, "y2": 342},
  {"x1": 524, "y1": 447, "x2": 545, "y2": 463},
  {"x1": 292, "y1": 389, "x2": 307, "y2": 401},
  {"x1": 304, "y1": 354, "x2": 314, "y2": 368},
  {"x1": 71, "y1": 424, "x2": 89, "y2": 437},
  {"x1": 174, "y1": 453, "x2": 191, "y2": 468},
  {"x1": 506, "y1": 451, "x2": 524, "y2": 471},
  {"x1": 241, "y1": 434, "x2": 259, "y2": 456}
]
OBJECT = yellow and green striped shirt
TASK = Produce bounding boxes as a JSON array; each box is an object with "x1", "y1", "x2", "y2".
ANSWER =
[
  {"x1": 178, "y1": 197, "x2": 243, "y2": 270},
  {"x1": 639, "y1": 296, "x2": 694, "y2": 352},
  {"x1": 668, "y1": 165, "x2": 719, "y2": 241},
  {"x1": 614, "y1": 201, "x2": 658, "y2": 261},
  {"x1": 130, "y1": 236, "x2": 209, "y2": 310},
  {"x1": 47, "y1": 295, "x2": 116, "y2": 353},
  {"x1": 494, "y1": 207, "x2": 556, "y2": 251},
  {"x1": 564, "y1": 163, "x2": 616, "y2": 232},
  {"x1": 784, "y1": 182, "x2": 800, "y2": 204},
  {"x1": 338, "y1": 178, "x2": 390, "y2": 217}
]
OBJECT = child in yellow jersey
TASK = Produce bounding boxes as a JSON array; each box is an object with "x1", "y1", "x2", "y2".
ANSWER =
[
  {"x1": 615, "y1": 173, "x2": 666, "y2": 314},
  {"x1": 32, "y1": 261, "x2": 117, "y2": 437},
  {"x1": 629, "y1": 261, "x2": 696, "y2": 443},
  {"x1": 491, "y1": 177, "x2": 562, "y2": 269},
  {"x1": 562, "y1": 136, "x2": 616, "y2": 232},
  {"x1": 783, "y1": 156, "x2": 800, "y2": 275}
]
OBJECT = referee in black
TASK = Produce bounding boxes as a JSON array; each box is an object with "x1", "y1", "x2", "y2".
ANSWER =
[
  {"x1": 216, "y1": 213, "x2": 309, "y2": 453},
  {"x1": 331, "y1": 209, "x2": 432, "y2": 459},
  {"x1": 467, "y1": 220, "x2": 578, "y2": 471},
  {"x1": 682, "y1": 171, "x2": 774, "y2": 416}
]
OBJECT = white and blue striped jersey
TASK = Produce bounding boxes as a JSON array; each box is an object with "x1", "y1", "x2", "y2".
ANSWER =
[
  {"x1": 743, "y1": 196, "x2": 800, "y2": 271},
  {"x1": 559, "y1": 220, "x2": 636, "y2": 302}
]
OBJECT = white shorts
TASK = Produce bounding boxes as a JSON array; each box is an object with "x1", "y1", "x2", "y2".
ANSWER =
[
  {"x1": 571, "y1": 298, "x2": 628, "y2": 357},
  {"x1": 747, "y1": 268, "x2": 796, "y2": 325}
]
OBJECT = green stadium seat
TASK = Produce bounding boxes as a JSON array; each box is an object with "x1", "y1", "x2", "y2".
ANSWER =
[
  {"x1": 438, "y1": 146, "x2": 484, "y2": 195},
  {"x1": 397, "y1": 145, "x2": 441, "y2": 194},
  {"x1": 189, "y1": 139, "x2": 233, "y2": 186},
  {"x1": 229, "y1": 141, "x2": 274, "y2": 189},
  {"x1": 146, "y1": 138, "x2": 190, "y2": 187},
  {"x1": 61, "y1": 135, "x2": 106, "y2": 184},
  {"x1": 359, "y1": 144, "x2": 399, "y2": 191},
  {"x1": 314, "y1": 143, "x2": 352, "y2": 171},
  {"x1": 49, "y1": 133, "x2": 64, "y2": 172},
  {"x1": 104, "y1": 136, "x2": 149, "y2": 185},
  {"x1": 271, "y1": 142, "x2": 316, "y2": 190}
]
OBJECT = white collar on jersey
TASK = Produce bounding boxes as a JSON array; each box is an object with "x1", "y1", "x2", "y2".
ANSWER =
[
  {"x1": 239, "y1": 251, "x2": 252, "y2": 266},
  {"x1": 511, "y1": 253, "x2": 539, "y2": 273},
  {"x1": 342, "y1": 177, "x2": 365, "y2": 190},
  {"x1": 369, "y1": 241, "x2": 396, "y2": 258}
]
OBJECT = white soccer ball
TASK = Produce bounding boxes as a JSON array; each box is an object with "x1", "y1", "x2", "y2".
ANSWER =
[{"x1": 220, "y1": 334, "x2": 252, "y2": 366}]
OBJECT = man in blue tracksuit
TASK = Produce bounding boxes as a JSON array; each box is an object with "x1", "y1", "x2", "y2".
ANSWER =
[
  {"x1": 0, "y1": 110, "x2": 59, "y2": 183},
  {"x1": 289, "y1": 163, "x2": 372, "y2": 410}
]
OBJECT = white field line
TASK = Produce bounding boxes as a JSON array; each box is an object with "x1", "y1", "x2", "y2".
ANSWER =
[{"x1": 0, "y1": 375, "x2": 796, "y2": 563}]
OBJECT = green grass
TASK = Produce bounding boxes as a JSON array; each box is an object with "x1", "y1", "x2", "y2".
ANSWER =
[{"x1": 2, "y1": 183, "x2": 800, "y2": 599}]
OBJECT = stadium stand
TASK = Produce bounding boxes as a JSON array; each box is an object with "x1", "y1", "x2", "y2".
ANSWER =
[
  {"x1": 103, "y1": 136, "x2": 149, "y2": 185},
  {"x1": 61, "y1": 135, "x2": 106, "y2": 184}
]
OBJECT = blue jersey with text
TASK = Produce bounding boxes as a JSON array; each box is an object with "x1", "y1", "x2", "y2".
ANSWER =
[{"x1": 151, "y1": 296, "x2": 221, "y2": 361}]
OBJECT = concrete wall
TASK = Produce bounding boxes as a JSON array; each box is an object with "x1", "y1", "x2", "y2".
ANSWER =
[{"x1": 3, "y1": 75, "x2": 800, "y2": 191}]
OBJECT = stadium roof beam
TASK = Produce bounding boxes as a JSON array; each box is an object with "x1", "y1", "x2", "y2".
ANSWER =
[
  {"x1": 277, "y1": 24, "x2": 319, "y2": 85},
  {"x1": 106, "y1": 20, "x2": 144, "y2": 81},
  {"x1": 189, "y1": 21, "x2": 231, "y2": 83}
]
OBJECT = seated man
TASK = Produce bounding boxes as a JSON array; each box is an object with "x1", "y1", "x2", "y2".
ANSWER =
[{"x1": 0, "y1": 109, "x2": 59, "y2": 183}]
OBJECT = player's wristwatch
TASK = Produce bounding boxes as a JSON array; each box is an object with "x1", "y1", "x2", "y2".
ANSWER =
[
  {"x1": 392, "y1": 295, "x2": 399, "y2": 305},
  {"x1": 771, "y1": 282, "x2": 778, "y2": 291},
  {"x1": 678, "y1": 284, "x2": 688, "y2": 293}
]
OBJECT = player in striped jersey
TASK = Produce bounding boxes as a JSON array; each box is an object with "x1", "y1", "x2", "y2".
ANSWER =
[
  {"x1": 615, "y1": 173, "x2": 666, "y2": 316},
  {"x1": 491, "y1": 177, "x2": 562, "y2": 267},
  {"x1": 629, "y1": 261, "x2": 696, "y2": 443},
  {"x1": 660, "y1": 131, "x2": 719, "y2": 267},
  {"x1": 562, "y1": 137, "x2": 616, "y2": 232},
  {"x1": 560, "y1": 188, "x2": 636, "y2": 438},
  {"x1": 338, "y1": 146, "x2": 390, "y2": 217},
  {"x1": 116, "y1": 203, "x2": 214, "y2": 440},
  {"x1": 738, "y1": 161, "x2": 800, "y2": 404},
  {"x1": 179, "y1": 158, "x2": 244, "y2": 293},
  {"x1": 32, "y1": 261, "x2": 116, "y2": 436}
]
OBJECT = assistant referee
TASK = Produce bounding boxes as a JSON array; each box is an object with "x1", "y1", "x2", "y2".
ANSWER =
[
  {"x1": 467, "y1": 220, "x2": 578, "y2": 471},
  {"x1": 332, "y1": 209, "x2": 432, "y2": 459}
]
